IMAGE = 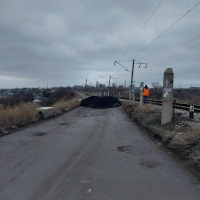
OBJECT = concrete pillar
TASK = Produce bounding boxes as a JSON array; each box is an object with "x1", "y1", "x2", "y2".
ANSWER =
[
  {"x1": 129, "y1": 86, "x2": 131, "y2": 101},
  {"x1": 140, "y1": 82, "x2": 144, "y2": 105},
  {"x1": 161, "y1": 68, "x2": 174, "y2": 125},
  {"x1": 118, "y1": 92, "x2": 120, "y2": 99},
  {"x1": 132, "y1": 84, "x2": 135, "y2": 102}
]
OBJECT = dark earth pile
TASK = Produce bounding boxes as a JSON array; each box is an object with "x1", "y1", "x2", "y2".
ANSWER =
[{"x1": 80, "y1": 96, "x2": 122, "y2": 109}]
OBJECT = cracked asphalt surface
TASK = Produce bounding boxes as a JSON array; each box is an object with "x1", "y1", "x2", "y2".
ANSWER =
[{"x1": 0, "y1": 106, "x2": 200, "y2": 200}]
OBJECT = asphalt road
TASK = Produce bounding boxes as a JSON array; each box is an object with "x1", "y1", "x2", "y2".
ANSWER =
[{"x1": 0, "y1": 106, "x2": 200, "y2": 200}]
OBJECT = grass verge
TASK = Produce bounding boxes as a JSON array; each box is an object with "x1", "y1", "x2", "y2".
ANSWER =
[
  {"x1": 122, "y1": 101, "x2": 200, "y2": 179},
  {"x1": 52, "y1": 94, "x2": 82, "y2": 113},
  {"x1": 0, "y1": 94, "x2": 82, "y2": 133},
  {"x1": 0, "y1": 103, "x2": 37, "y2": 130}
]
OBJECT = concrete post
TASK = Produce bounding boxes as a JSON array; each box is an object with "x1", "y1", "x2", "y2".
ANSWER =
[
  {"x1": 129, "y1": 86, "x2": 131, "y2": 101},
  {"x1": 132, "y1": 84, "x2": 135, "y2": 102},
  {"x1": 118, "y1": 92, "x2": 120, "y2": 99},
  {"x1": 140, "y1": 82, "x2": 144, "y2": 105},
  {"x1": 161, "y1": 68, "x2": 174, "y2": 125}
]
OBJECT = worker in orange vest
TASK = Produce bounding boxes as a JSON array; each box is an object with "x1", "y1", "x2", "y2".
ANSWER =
[{"x1": 143, "y1": 85, "x2": 150, "y2": 104}]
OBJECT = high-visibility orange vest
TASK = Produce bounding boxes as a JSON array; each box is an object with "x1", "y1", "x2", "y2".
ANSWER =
[{"x1": 143, "y1": 88, "x2": 149, "y2": 96}]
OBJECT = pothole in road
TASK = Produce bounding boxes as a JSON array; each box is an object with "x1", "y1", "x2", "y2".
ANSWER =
[
  {"x1": 117, "y1": 146, "x2": 134, "y2": 153},
  {"x1": 117, "y1": 146, "x2": 152, "y2": 155},
  {"x1": 59, "y1": 123, "x2": 68, "y2": 125},
  {"x1": 34, "y1": 132, "x2": 47, "y2": 136},
  {"x1": 139, "y1": 159, "x2": 162, "y2": 169}
]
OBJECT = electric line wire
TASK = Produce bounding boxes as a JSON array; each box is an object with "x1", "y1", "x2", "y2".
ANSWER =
[
  {"x1": 153, "y1": 12, "x2": 159, "y2": 36},
  {"x1": 117, "y1": 0, "x2": 164, "y2": 61},
  {"x1": 140, "y1": 33, "x2": 143, "y2": 49},
  {"x1": 133, "y1": 2, "x2": 200, "y2": 59},
  {"x1": 149, "y1": 42, "x2": 200, "y2": 67},
  {"x1": 174, "y1": 63, "x2": 199, "y2": 71},
  {"x1": 148, "y1": 34, "x2": 200, "y2": 64}
]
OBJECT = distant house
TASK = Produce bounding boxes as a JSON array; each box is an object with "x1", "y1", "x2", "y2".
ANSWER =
[
  {"x1": 74, "y1": 86, "x2": 83, "y2": 91},
  {"x1": 34, "y1": 95, "x2": 43, "y2": 100},
  {"x1": 189, "y1": 87, "x2": 200, "y2": 91}
]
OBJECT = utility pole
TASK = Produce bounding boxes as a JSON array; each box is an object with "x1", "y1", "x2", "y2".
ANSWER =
[
  {"x1": 114, "y1": 59, "x2": 147, "y2": 102},
  {"x1": 109, "y1": 75, "x2": 111, "y2": 87},
  {"x1": 130, "y1": 60, "x2": 134, "y2": 101}
]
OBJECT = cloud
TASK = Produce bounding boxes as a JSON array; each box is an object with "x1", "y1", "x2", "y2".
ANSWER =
[{"x1": 0, "y1": 0, "x2": 200, "y2": 88}]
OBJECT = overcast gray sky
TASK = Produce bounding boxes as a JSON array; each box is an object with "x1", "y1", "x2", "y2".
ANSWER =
[{"x1": 0, "y1": 0, "x2": 200, "y2": 88}]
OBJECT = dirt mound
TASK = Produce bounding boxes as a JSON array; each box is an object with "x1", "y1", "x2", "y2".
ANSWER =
[{"x1": 80, "y1": 96, "x2": 122, "y2": 109}]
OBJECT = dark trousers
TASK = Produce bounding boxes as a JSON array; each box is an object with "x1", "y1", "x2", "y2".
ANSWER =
[{"x1": 143, "y1": 96, "x2": 147, "y2": 104}]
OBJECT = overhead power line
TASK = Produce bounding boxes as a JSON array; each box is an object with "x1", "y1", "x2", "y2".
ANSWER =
[
  {"x1": 148, "y1": 34, "x2": 200, "y2": 64},
  {"x1": 133, "y1": 1, "x2": 200, "y2": 59},
  {"x1": 149, "y1": 42, "x2": 200, "y2": 67},
  {"x1": 175, "y1": 63, "x2": 199, "y2": 71},
  {"x1": 117, "y1": 0, "x2": 164, "y2": 61}
]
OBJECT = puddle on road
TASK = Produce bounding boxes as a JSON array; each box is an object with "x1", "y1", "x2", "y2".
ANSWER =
[{"x1": 34, "y1": 132, "x2": 47, "y2": 136}]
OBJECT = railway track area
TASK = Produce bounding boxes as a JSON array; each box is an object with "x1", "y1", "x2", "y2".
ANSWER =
[{"x1": 120, "y1": 97, "x2": 200, "y2": 113}]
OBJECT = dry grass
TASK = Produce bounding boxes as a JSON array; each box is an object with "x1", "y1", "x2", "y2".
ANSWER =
[
  {"x1": 176, "y1": 96, "x2": 200, "y2": 105},
  {"x1": 122, "y1": 101, "x2": 200, "y2": 175},
  {"x1": 0, "y1": 103, "x2": 37, "y2": 129},
  {"x1": 122, "y1": 102, "x2": 161, "y2": 126},
  {"x1": 170, "y1": 129, "x2": 200, "y2": 147},
  {"x1": 52, "y1": 96, "x2": 82, "y2": 113},
  {"x1": 0, "y1": 94, "x2": 83, "y2": 131}
]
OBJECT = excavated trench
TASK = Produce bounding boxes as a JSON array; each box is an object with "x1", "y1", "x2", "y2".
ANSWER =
[{"x1": 80, "y1": 96, "x2": 122, "y2": 109}]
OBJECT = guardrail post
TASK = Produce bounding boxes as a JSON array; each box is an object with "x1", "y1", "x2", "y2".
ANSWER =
[{"x1": 161, "y1": 68, "x2": 174, "y2": 125}]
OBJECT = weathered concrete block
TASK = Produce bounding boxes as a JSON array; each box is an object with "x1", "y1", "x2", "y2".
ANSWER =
[{"x1": 36, "y1": 107, "x2": 55, "y2": 119}]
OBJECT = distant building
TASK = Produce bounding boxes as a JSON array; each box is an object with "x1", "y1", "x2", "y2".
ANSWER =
[
  {"x1": 189, "y1": 87, "x2": 200, "y2": 91},
  {"x1": 96, "y1": 81, "x2": 101, "y2": 88},
  {"x1": 74, "y1": 86, "x2": 83, "y2": 91}
]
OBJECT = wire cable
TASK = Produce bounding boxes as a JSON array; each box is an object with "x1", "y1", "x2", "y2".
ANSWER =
[
  {"x1": 148, "y1": 34, "x2": 200, "y2": 64},
  {"x1": 133, "y1": 2, "x2": 200, "y2": 59},
  {"x1": 117, "y1": 0, "x2": 164, "y2": 61},
  {"x1": 174, "y1": 63, "x2": 199, "y2": 71},
  {"x1": 149, "y1": 42, "x2": 200, "y2": 67}
]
